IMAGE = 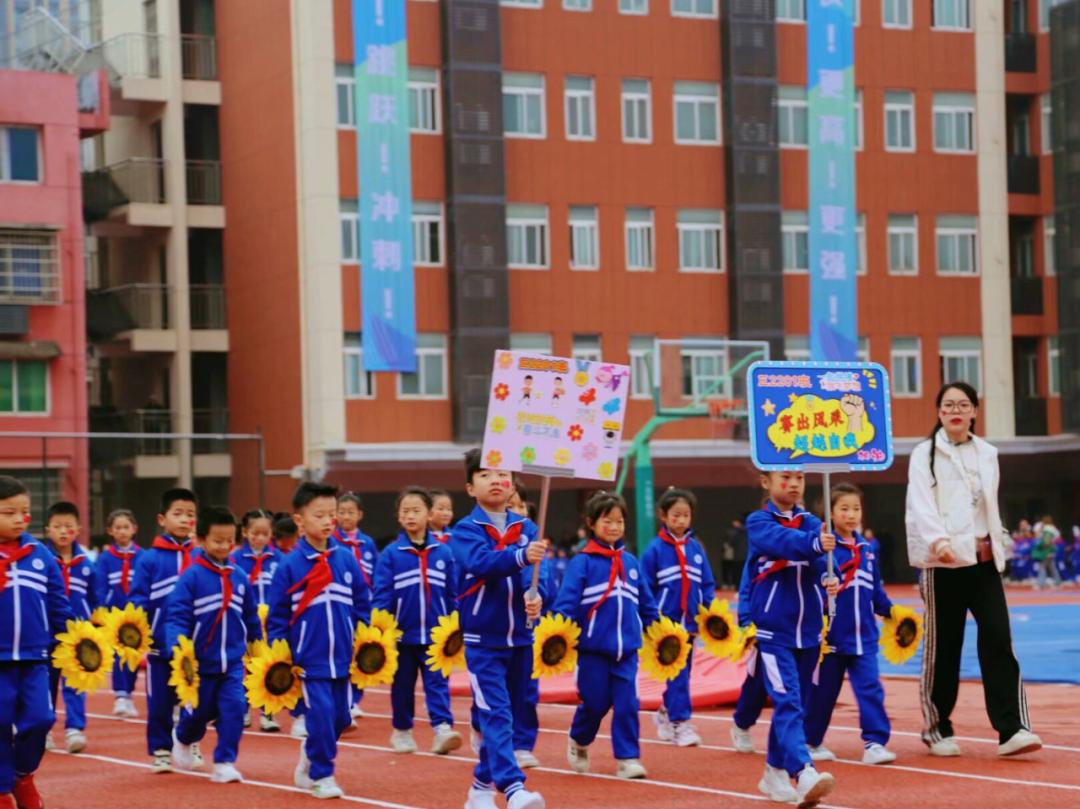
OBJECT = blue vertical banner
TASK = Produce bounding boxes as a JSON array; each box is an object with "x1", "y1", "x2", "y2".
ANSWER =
[
  {"x1": 807, "y1": 0, "x2": 857, "y2": 362},
  {"x1": 354, "y1": 0, "x2": 417, "y2": 371}
]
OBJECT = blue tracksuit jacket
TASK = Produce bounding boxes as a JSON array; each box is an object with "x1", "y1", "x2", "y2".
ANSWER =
[
  {"x1": 333, "y1": 528, "x2": 379, "y2": 588},
  {"x1": 94, "y1": 544, "x2": 141, "y2": 609},
  {"x1": 816, "y1": 532, "x2": 893, "y2": 656},
  {"x1": 640, "y1": 529, "x2": 717, "y2": 633},
  {"x1": 53, "y1": 548, "x2": 95, "y2": 620},
  {"x1": 229, "y1": 543, "x2": 282, "y2": 605},
  {"x1": 0, "y1": 533, "x2": 73, "y2": 661},
  {"x1": 129, "y1": 535, "x2": 196, "y2": 658},
  {"x1": 371, "y1": 532, "x2": 457, "y2": 645}
]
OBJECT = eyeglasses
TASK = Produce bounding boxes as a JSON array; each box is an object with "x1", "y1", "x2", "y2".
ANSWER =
[{"x1": 940, "y1": 401, "x2": 974, "y2": 413}]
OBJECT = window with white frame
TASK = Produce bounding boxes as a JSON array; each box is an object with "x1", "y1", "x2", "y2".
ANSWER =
[
  {"x1": 939, "y1": 336, "x2": 982, "y2": 392},
  {"x1": 885, "y1": 90, "x2": 915, "y2": 152},
  {"x1": 1042, "y1": 93, "x2": 1053, "y2": 154},
  {"x1": 891, "y1": 337, "x2": 921, "y2": 396},
  {"x1": 572, "y1": 334, "x2": 602, "y2": 363},
  {"x1": 343, "y1": 334, "x2": 375, "y2": 399},
  {"x1": 857, "y1": 336, "x2": 870, "y2": 363},
  {"x1": 933, "y1": 0, "x2": 970, "y2": 30},
  {"x1": 408, "y1": 67, "x2": 440, "y2": 133},
  {"x1": 398, "y1": 334, "x2": 448, "y2": 399},
  {"x1": 622, "y1": 79, "x2": 652, "y2": 143},
  {"x1": 674, "y1": 81, "x2": 720, "y2": 144},
  {"x1": 778, "y1": 85, "x2": 808, "y2": 148},
  {"x1": 0, "y1": 359, "x2": 48, "y2": 414},
  {"x1": 510, "y1": 333, "x2": 553, "y2": 355},
  {"x1": 681, "y1": 345, "x2": 730, "y2": 398},
  {"x1": 506, "y1": 204, "x2": 549, "y2": 268},
  {"x1": 1049, "y1": 336, "x2": 1060, "y2": 397},
  {"x1": 1044, "y1": 215, "x2": 1056, "y2": 277},
  {"x1": 340, "y1": 199, "x2": 360, "y2": 264},
  {"x1": 936, "y1": 215, "x2": 978, "y2": 275},
  {"x1": 625, "y1": 207, "x2": 654, "y2": 270},
  {"x1": 785, "y1": 335, "x2": 809, "y2": 362},
  {"x1": 677, "y1": 209, "x2": 723, "y2": 272},
  {"x1": 564, "y1": 0, "x2": 591, "y2": 9},
  {"x1": 856, "y1": 213, "x2": 867, "y2": 275},
  {"x1": 501, "y1": 0, "x2": 542, "y2": 7},
  {"x1": 569, "y1": 206, "x2": 600, "y2": 270},
  {"x1": 0, "y1": 229, "x2": 60, "y2": 304},
  {"x1": 412, "y1": 201, "x2": 443, "y2": 266},
  {"x1": 888, "y1": 214, "x2": 918, "y2": 274},
  {"x1": 565, "y1": 76, "x2": 596, "y2": 141},
  {"x1": 0, "y1": 127, "x2": 41, "y2": 183},
  {"x1": 933, "y1": 92, "x2": 975, "y2": 153},
  {"x1": 503, "y1": 72, "x2": 545, "y2": 138},
  {"x1": 629, "y1": 335, "x2": 653, "y2": 399},
  {"x1": 335, "y1": 65, "x2": 355, "y2": 128},
  {"x1": 619, "y1": 0, "x2": 648, "y2": 14},
  {"x1": 672, "y1": 0, "x2": 716, "y2": 19},
  {"x1": 854, "y1": 89, "x2": 864, "y2": 150},
  {"x1": 782, "y1": 211, "x2": 809, "y2": 273},
  {"x1": 883, "y1": 0, "x2": 912, "y2": 27},
  {"x1": 776, "y1": 0, "x2": 805, "y2": 22}
]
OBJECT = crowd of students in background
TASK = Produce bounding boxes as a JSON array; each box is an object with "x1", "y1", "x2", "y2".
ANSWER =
[{"x1": 1008, "y1": 516, "x2": 1080, "y2": 588}]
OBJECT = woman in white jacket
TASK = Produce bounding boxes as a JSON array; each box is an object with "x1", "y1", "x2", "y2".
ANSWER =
[{"x1": 905, "y1": 382, "x2": 1041, "y2": 759}]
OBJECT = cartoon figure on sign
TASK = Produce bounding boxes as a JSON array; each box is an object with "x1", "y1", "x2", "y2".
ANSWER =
[
  {"x1": 840, "y1": 394, "x2": 865, "y2": 436},
  {"x1": 521, "y1": 375, "x2": 534, "y2": 404},
  {"x1": 595, "y1": 365, "x2": 627, "y2": 393},
  {"x1": 602, "y1": 420, "x2": 621, "y2": 450},
  {"x1": 552, "y1": 376, "x2": 566, "y2": 403}
]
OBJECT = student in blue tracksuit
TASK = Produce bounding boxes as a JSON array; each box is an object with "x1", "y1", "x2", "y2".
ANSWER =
[
  {"x1": 0, "y1": 477, "x2": 74, "y2": 809},
  {"x1": 640, "y1": 488, "x2": 716, "y2": 748},
  {"x1": 372, "y1": 486, "x2": 461, "y2": 756},
  {"x1": 746, "y1": 470, "x2": 837, "y2": 807},
  {"x1": 334, "y1": 492, "x2": 379, "y2": 721},
  {"x1": 452, "y1": 449, "x2": 547, "y2": 809},
  {"x1": 129, "y1": 487, "x2": 199, "y2": 773},
  {"x1": 556, "y1": 491, "x2": 659, "y2": 781},
  {"x1": 95, "y1": 508, "x2": 142, "y2": 718},
  {"x1": 167, "y1": 506, "x2": 262, "y2": 784},
  {"x1": 730, "y1": 556, "x2": 767, "y2": 754},
  {"x1": 267, "y1": 482, "x2": 371, "y2": 800},
  {"x1": 44, "y1": 501, "x2": 95, "y2": 755},
  {"x1": 806, "y1": 483, "x2": 897, "y2": 766},
  {"x1": 429, "y1": 490, "x2": 455, "y2": 545}
]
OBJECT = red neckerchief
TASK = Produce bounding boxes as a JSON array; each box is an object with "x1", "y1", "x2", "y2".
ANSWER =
[
  {"x1": 152, "y1": 536, "x2": 192, "y2": 572},
  {"x1": 752, "y1": 507, "x2": 805, "y2": 584},
  {"x1": 246, "y1": 549, "x2": 270, "y2": 585},
  {"x1": 583, "y1": 539, "x2": 625, "y2": 619},
  {"x1": 837, "y1": 539, "x2": 862, "y2": 592},
  {"x1": 194, "y1": 556, "x2": 233, "y2": 649},
  {"x1": 405, "y1": 540, "x2": 434, "y2": 604},
  {"x1": 457, "y1": 521, "x2": 525, "y2": 601},
  {"x1": 287, "y1": 548, "x2": 334, "y2": 625},
  {"x1": 106, "y1": 545, "x2": 136, "y2": 594},
  {"x1": 334, "y1": 529, "x2": 373, "y2": 588},
  {"x1": 659, "y1": 528, "x2": 692, "y2": 616},
  {"x1": 56, "y1": 553, "x2": 86, "y2": 597},
  {"x1": 0, "y1": 542, "x2": 34, "y2": 593},
  {"x1": 433, "y1": 529, "x2": 451, "y2": 544}
]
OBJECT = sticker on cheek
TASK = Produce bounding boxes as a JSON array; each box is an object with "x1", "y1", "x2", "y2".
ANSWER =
[
  {"x1": 23, "y1": 515, "x2": 31, "y2": 523},
  {"x1": 501, "y1": 480, "x2": 511, "y2": 489}
]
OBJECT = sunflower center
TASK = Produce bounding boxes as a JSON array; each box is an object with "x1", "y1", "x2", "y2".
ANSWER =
[
  {"x1": 657, "y1": 635, "x2": 682, "y2": 666},
  {"x1": 443, "y1": 630, "x2": 464, "y2": 658},
  {"x1": 896, "y1": 618, "x2": 918, "y2": 648},
  {"x1": 181, "y1": 656, "x2": 196, "y2": 685},
  {"x1": 75, "y1": 639, "x2": 103, "y2": 672},
  {"x1": 265, "y1": 662, "x2": 296, "y2": 696},
  {"x1": 356, "y1": 642, "x2": 386, "y2": 675},
  {"x1": 705, "y1": 615, "x2": 731, "y2": 641},
  {"x1": 541, "y1": 636, "x2": 568, "y2": 666},
  {"x1": 118, "y1": 623, "x2": 143, "y2": 649}
]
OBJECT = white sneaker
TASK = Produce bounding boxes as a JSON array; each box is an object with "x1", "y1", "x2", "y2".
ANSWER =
[
  {"x1": 260, "y1": 713, "x2": 281, "y2": 733},
  {"x1": 351, "y1": 704, "x2": 364, "y2": 719},
  {"x1": 44, "y1": 734, "x2": 55, "y2": 752},
  {"x1": 998, "y1": 729, "x2": 1042, "y2": 757},
  {"x1": 757, "y1": 764, "x2": 797, "y2": 803},
  {"x1": 567, "y1": 737, "x2": 590, "y2": 773},
  {"x1": 653, "y1": 706, "x2": 675, "y2": 742},
  {"x1": 615, "y1": 758, "x2": 647, "y2": 779},
  {"x1": 432, "y1": 723, "x2": 463, "y2": 755},
  {"x1": 190, "y1": 742, "x2": 204, "y2": 768},
  {"x1": 211, "y1": 762, "x2": 243, "y2": 783},
  {"x1": 506, "y1": 790, "x2": 545, "y2": 809},
  {"x1": 120, "y1": 697, "x2": 139, "y2": 718},
  {"x1": 862, "y1": 743, "x2": 897, "y2": 765},
  {"x1": 311, "y1": 776, "x2": 345, "y2": 799},
  {"x1": 112, "y1": 697, "x2": 127, "y2": 717},
  {"x1": 795, "y1": 766, "x2": 834, "y2": 808},
  {"x1": 291, "y1": 715, "x2": 308, "y2": 738},
  {"x1": 64, "y1": 729, "x2": 86, "y2": 754},
  {"x1": 294, "y1": 746, "x2": 313, "y2": 789},
  {"x1": 808, "y1": 744, "x2": 836, "y2": 762},
  {"x1": 731, "y1": 725, "x2": 755, "y2": 754},
  {"x1": 463, "y1": 786, "x2": 498, "y2": 809},
  {"x1": 927, "y1": 737, "x2": 962, "y2": 757},
  {"x1": 391, "y1": 728, "x2": 417, "y2": 753},
  {"x1": 151, "y1": 749, "x2": 172, "y2": 774},
  {"x1": 514, "y1": 749, "x2": 540, "y2": 768},
  {"x1": 171, "y1": 731, "x2": 196, "y2": 771},
  {"x1": 243, "y1": 712, "x2": 252, "y2": 728},
  {"x1": 673, "y1": 722, "x2": 702, "y2": 747}
]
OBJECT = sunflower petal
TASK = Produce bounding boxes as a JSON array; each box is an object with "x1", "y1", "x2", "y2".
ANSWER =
[
  {"x1": 351, "y1": 624, "x2": 399, "y2": 688},
  {"x1": 879, "y1": 605, "x2": 924, "y2": 665},
  {"x1": 425, "y1": 611, "x2": 466, "y2": 678},
  {"x1": 640, "y1": 616, "x2": 691, "y2": 683},
  {"x1": 168, "y1": 636, "x2": 200, "y2": 709},
  {"x1": 532, "y1": 613, "x2": 580, "y2": 679},
  {"x1": 52, "y1": 620, "x2": 114, "y2": 694},
  {"x1": 244, "y1": 638, "x2": 304, "y2": 714},
  {"x1": 695, "y1": 598, "x2": 740, "y2": 660}
]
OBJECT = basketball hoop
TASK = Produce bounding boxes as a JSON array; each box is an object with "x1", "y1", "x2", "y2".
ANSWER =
[{"x1": 707, "y1": 397, "x2": 743, "y2": 440}]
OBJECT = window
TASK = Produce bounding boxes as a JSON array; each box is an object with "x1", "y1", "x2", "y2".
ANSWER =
[
  {"x1": 888, "y1": 214, "x2": 918, "y2": 275},
  {"x1": 408, "y1": 67, "x2": 440, "y2": 134},
  {"x1": 854, "y1": 89, "x2": 864, "y2": 150},
  {"x1": 677, "y1": 209, "x2": 723, "y2": 272},
  {"x1": 412, "y1": 201, "x2": 443, "y2": 266},
  {"x1": 933, "y1": 0, "x2": 970, "y2": 30},
  {"x1": 674, "y1": 81, "x2": 720, "y2": 144},
  {"x1": 885, "y1": 91, "x2": 915, "y2": 152},
  {"x1": 501, "y1": 0, "x2": 542, "y2": 7},
  {"x1": 507, "y1": 204, "x2": 548, "y2": 268},
  {"x1": 672, "y1": 0, "x2": 716, "y2": 18},
  {"x1": 572, "y1": 334, "x2": 602, "y2": 363},
  {"x1": 340, "y1": 199, "x2": 360, "y2": 264},
  {"x1": 778, "y1": 85, "x2": 808, "y2": 148},
  {"x1": 936, "y1": 215, "x2": 978, "y2": 275},
  {"x1": 510, "y1": 333, "x2": 553, "y2": 354},
  {"x1": 939, "y1": 336, "x2": 982, "y2": 392},
  {"x1": 883, "y1": 0, "x2": 912, "y2": 27},
  {"x1": 335, "y1": 65, "x2": 355, "y2": 128},
  {"x1": 857, "y1": 336, "x2": 870, "y2": 363},
  {"x1": 398, "y1": 334, "x2": 447, "y2": 399},
  {"x1": 625, "y1": 207, "x2": 654, "y2": 270},
  {"x1": 681, "y1": 345, "x2": 730, "y2": 399},
  {"x1": 0, "y1": 360, "x2": 48, "y2": 414},
  {"x1": 569, "y1": 206, "x2": 599, "y2": 270},
  {"x1": 1014, "y1": 229, "x2": 1035, "y2": 278},
  {"x1": 1044, "y1": 216, "x2": 1056, "y2": 277},
  {"x1": 933, "y1": 92, "x2": 975, "y2": 153},
  {"x1": 1049, "y1": 336, "x2": 1061, "y2": 397},
  {"x1": 564, "y1": 0, "x2": 591, "y2": 9},
  {"x1": 785, "y1": 335, "x2": 809, "y2": 362},
  {"x1": 343, "y1": 335, "x2": 375, "y2": 399},
  {"x1": 776, "y1": 0, "x2": 805, "y2": 22},
  {"x1": 0, "y1": 229, "x2": 60, "y2": 303},
  {"x1": 629, "y1": 335, "x2": 653, "y2": 399},
  {"x1": 782, "y1": 211, "x2": 809, "y2": 273},
  {"x1": 565, "y1": 76, "x2": 595, "y2": 141},
  {"x1": 503, "y1": 72, "x2": 545, "y2": 138},
  {"x1": 891, "y1": 337, "x2": 921, "y2": 397},
  {"x1": 622, "y1": 79, "x2": 651, "y2": 143},
  {"x1": 1041, "y1": 0, "x2": 1054, "y2": 31},
  {"x1": 856, "y1": 213, "x2": 867, "y2": 275},
  {"x1": 0, "y1": 128, "x2": 40, "y2": 183},
  {"x1": 1042, "y1": 93, "x2": 1053, "y2": 154},
  {"x1": 619, "y1": 0, "x2": 648, "y2": 14}
]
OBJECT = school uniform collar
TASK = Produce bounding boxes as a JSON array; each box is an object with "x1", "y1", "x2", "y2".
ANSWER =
[
  {"x1": 586, "y1": 537, "x2": 626, "y2": 552},
  {"x1": 837, "y1": 531, "x2": 870, "y2": 551},
  {"x1": 762, "y1": 500, "x2": 808, "y2": 520},
  {"x1": 241, "y1": 542, "x2": 274, "y2": 559},
  {"x1": 392, "y1": 531, "x2": 437, "y2": 552},
  {"x1": 297, "y1": 536, "x2": 337, "y2": 560},
  {"x1": 659, "y1": 527, "x2": 696, "y2": 543},
  {"x1": 52, "y1": 547, "x2": 87, "y2": 565},
  {"x1": 199, "y1": 555, "x2": 234, "y2": 572},
  {"x1": 109, "y1": 544, "x2": 137, "y2": 555},
  {"x1": 467, "y1": 504, "x2": 528, "y2": 532},
  {"x1": 156, "y1": 534, "x2": 191, "y2": 547}
]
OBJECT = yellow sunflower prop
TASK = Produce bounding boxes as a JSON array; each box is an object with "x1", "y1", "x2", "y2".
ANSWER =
[
  {"x1": 727, "y1": 623, "x2": 757, "y2": 663},
  {"x1": 103, "y1": 603, "x2": 153, "y2": 671},
  {"x1": 90, "y1": 606, "x2": 110, "y2": 627},
  {"x1": 640, "y1": 616, "x2": 691, "y2": 682},
  {"x1": 880, "y1": 605, "x2": 924, "y2": 665},
  {"x1": 169, "y1": 635, "x2": 200, "y2": 709},
  {"x1": 532, "y1": 613, "x2": 581, "y2": 679},
  {"x1": 257, "y1": 603, "x2": 270, "y2": 640},
  {"x1": 245, "y1": 638, "x2": 305, "y2": 714},
  {"x1": 52, "y1": 620, "x2": 114, "y2": 694},
  {"x1": 696, "y1": 598, "x2": 740, "y2": 660},
  {"x1": 426, "y1": 611, "x2": 466, "y2": 678},
  {"x1": 370, "y1": 608, "x2": 404, "y2": 643},
  {"x1": 818, "y1": 615, "x2": 833, "y2": 666},
  {"x1": 350, "y1": 624, "x2": 399, "y2": 688}
]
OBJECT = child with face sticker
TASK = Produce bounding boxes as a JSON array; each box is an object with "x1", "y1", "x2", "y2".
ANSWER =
[{"x1": 96, "y1": 509, "x2": 142, "y2": 719}]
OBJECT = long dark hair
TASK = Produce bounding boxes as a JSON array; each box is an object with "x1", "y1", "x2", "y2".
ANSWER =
[{"x1": 927, "y1": 381, "x2": 979, "y2": 486}]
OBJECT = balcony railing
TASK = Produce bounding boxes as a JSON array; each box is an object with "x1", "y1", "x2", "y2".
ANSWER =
[
  {"x1": 0, "y1": 229, "x2": 61, "y2": 305},
  {"x1": 1015, "y1": 397, "x2": 1048, "y2": 436},
  {"x1": 193, "y1": 408, "x2": 229, "y2": 454},
  {"x1": 1007, "y1": 154, "x2": 1040, "y2": 195},
  {"x1": 1010, "y1": 275, "x2": 1043, "y2": 315},
  {"x1": 98, "y1": 32, "x2": 162, "y2": 83},
  {"x1": 87, "y1": 284, "x2": 170, "y2": 338},
  {"x1": 186, "y1": 160, "x2": 222, "y2": 205},
  {"x1": 1005, "y1": 32, "x2": 1037, "y2": 73},
  {"x1": 189, "y1": 283, "x2": 226, "y2": 329},
  {"x1": 180, "y1": 34, "x2": 217, "y2": 80},
  {"x1": 83, "y1": 158, "x2": 166, "y2": 220}
]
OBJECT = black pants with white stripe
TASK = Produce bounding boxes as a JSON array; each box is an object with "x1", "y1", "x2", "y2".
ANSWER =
[{"x1": 919, "y1": 562, "x2": 1031, "y2": 745}]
